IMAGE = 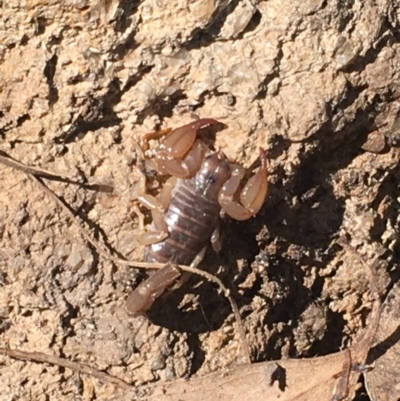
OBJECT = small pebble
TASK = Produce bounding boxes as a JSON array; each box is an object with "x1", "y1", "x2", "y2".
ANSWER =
[{"x1": 361, "y1": 131, "x2": 386, "y2": 153}]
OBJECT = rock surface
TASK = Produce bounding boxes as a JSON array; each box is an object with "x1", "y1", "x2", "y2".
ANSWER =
[{"x1": 1, "y1": 0, "x2": 399, "y2": 400}]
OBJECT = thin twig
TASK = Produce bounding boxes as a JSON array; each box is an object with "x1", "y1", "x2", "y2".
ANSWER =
[
  {"x1": 0, "y1": 150, "x2": 113, "y2": 192},
  {"x1": 0, "y1": 150, "x2": 75, "y2": 179},
  {"x1": 0, "y1": 347, "x2": 132, "y2": 390}
]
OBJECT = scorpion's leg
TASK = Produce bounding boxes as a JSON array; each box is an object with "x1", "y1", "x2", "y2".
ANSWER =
[
  {"x1": 131, "y1": 166, "x2": 167, "y2": 245},
  {"x1": 125, "y1": 262, "x2": 181, "y2": 316},
  {"x1": 156, "y1": 118, "x2": 219, "y2": 178},
  {"x1": 157, "y1": 176, "x2": 177, "y2": 210},
  {"x1": 136, "y1": 177, "x2": 177, "y2": 245},
  {"x1": 218, "y1": 148, "x2": 268, "y2": 221},
  {"x1": 137, "y1": 195, "x2": 168, "y2": 245}
]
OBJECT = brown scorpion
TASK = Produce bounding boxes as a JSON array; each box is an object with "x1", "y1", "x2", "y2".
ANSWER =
[{"x1": 125, "y1": 118, "x2": 268, "y2": 316}]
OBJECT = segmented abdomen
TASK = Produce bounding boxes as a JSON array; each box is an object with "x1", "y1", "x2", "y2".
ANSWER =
[{"x1": 145, "y1": 177, "x2": 220, "y2": 266}]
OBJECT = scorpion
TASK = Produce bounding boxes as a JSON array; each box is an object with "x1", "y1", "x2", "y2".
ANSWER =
[{"x1": 125, "y1": 118, "x2": 269, "y2": 316}]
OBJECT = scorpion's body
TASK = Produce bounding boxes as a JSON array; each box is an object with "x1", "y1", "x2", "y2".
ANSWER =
[
  {"x1": 125, "y1": 119, "x2": 268, "y2": 316},
  {"x1": 145, "y1": 152, "x2": 230, "y2": 266}
]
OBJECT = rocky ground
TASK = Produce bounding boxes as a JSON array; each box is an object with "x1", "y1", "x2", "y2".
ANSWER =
[{"x1": 0, "y1": 1, "x2": 399, "y2": 400}]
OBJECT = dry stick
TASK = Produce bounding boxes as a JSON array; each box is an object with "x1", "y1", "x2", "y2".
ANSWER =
[
  {"x1": 0, "y1": 150, "x2": 113, "y2": 193},
  {"x1": 0, "y1": 150, "x2": 80, "y2": 181},
  {"x1": 0, "y1": 347, "x2": 131, "y2": 390},
  {"x1": 1, "y1": 154, "x2": 251, "y2": 365}
]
